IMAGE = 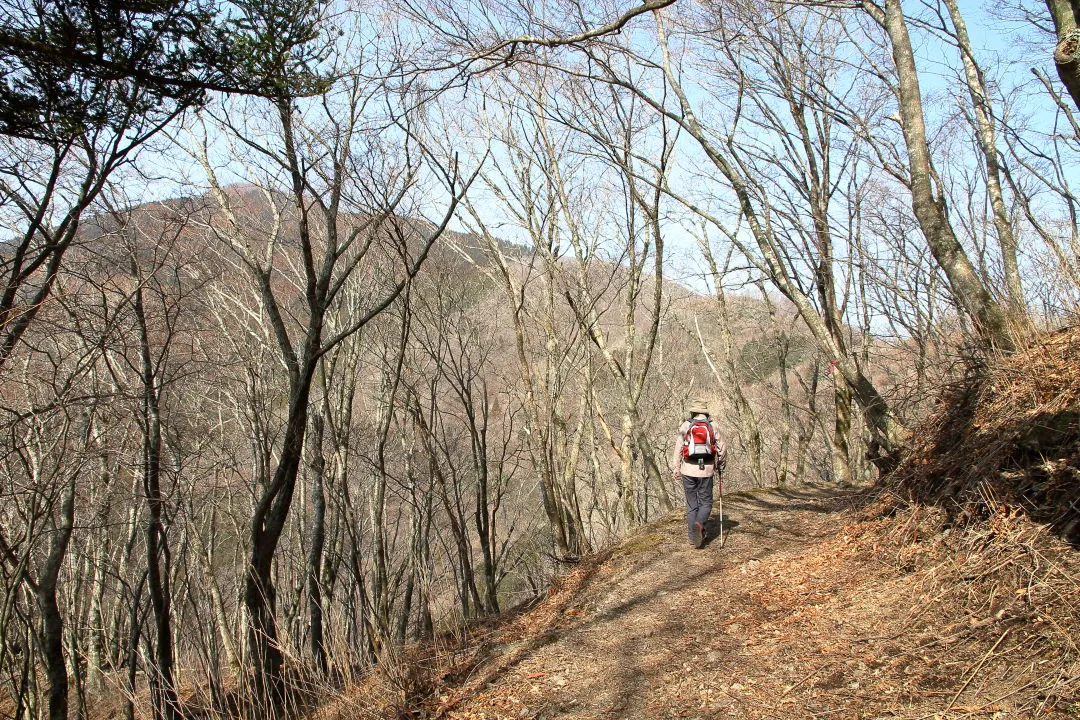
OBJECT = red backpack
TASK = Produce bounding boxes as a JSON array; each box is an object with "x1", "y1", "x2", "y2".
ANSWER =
[{"x1": 682, "y1": 419, "x2": 716, "y2": 463}]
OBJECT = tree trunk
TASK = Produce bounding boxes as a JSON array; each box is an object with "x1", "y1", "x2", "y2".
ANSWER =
[
  {"x1": 396, "y1": 462, "x2": 424, "y2": 641},
  {"x1": 194, "y1": 529, "x2": 239, "y2": 670},
  {"x1": 830, "y1": 374, "x2": 854, "y2": 486},
  {"x1": 86, "y1": 454, "x2": 110, "y2": 696},
  {"x1": 126, "y1": 574, "x2": 147, "y2": 720},
  {"x1": 776, "y1": 333, "x2": 793, "y2": 487},
  {"x1": 432, "y1": 459, "x2": 482, "y2": 618},
  {"x1": 306, "y1": 411, "x2": 328, "y2": 675},
  {"x1": 1046, "y1": 0, "x2": 1080, "y2": 111},
  {"x1": 245, "y1": 368, "x2": 315, "y2": 716},
  {"x1": 13, "y1": 627, "x2": 32, "y2": 720},
  {"x1": 794, "y1": 362, "x2": 820, "y2": 483},
  {"x1": 36, "y1": 588, "x2": 68, "y2": 720},
  {"x1": 471, "y1": 404, "x2": 501, "y2": 615},
  {"x1": 86, "y1": 549, "x2": 107, "y2": 696},
  {"x1": 34, "y1": 475, "x2": 76, "y2": 720},
  {"x1": 867, "y1": 0, "x2": 1015, "y2": 351},
  {"x1": 942, "y1": 0, "x2": 1029, "y2": 324},
  {"x1": 134, "y1": 277, "x2": 179, "y2": 720}
]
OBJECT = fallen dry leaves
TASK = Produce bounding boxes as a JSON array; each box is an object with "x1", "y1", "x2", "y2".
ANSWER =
[{"x1": 329, "y1": 484, "x2": 1077, "y2": 719}]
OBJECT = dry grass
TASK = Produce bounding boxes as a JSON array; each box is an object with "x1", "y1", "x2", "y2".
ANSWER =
[{"x1": 894, "y1": 326, "x2": 1080, "y2": 542}]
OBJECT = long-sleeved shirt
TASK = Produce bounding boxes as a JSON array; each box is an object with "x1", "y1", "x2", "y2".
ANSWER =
[{"x1": 672, "y1": 415, "x2": 727, "y2": 479}]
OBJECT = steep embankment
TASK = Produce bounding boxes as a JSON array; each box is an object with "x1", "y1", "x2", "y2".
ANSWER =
[
  {"x1": 894, "y1": 326, "x2": 1080, "y2": 542},
  {"x1": 327, "y1": 485, "x2": 1078, "y2": 719}
]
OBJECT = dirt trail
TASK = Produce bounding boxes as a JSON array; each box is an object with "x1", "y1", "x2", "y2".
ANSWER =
[
  {"x1": 490, "y1": 486, "x2": 861, "y2": 720},
  {"x1": 416, "y1": 485, "x2": 1078, "y2": 720}
]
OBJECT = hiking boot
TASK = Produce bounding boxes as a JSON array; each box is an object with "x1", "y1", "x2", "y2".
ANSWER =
[{"x1": 694, "y1": 522, "x2": 706, "y2": 549}]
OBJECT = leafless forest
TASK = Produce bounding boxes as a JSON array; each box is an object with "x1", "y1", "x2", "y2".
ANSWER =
[{"x1": 1, "y1": 0, "x2": 1078, "y2": 718}]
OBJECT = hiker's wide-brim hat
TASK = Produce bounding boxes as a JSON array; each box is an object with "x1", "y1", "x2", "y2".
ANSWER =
[{"x1": 688, "y1": 400, "x2": 710, "y2": 417}]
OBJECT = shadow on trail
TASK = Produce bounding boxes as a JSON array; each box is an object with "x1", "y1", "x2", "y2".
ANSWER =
[
  {"x1": 431, "y1": 485, "x2": 865, "y2": 719},
  {"x1": 541, "y1": 554, "x2": 735, "y2": 717},
  {"x1": 725, "y1": 484, "x2": 871, "y2": 515},
  {"x1": 440, "y1": 539, "x2": 728, "y2": 716},
  {"x1": 700, "y1": 515, "x2": 737, "y2": 549}
]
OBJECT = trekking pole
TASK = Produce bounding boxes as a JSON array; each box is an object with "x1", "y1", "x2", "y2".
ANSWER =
[{"x1": 717, "y1": 471, "x2": 725, "y2": 548}]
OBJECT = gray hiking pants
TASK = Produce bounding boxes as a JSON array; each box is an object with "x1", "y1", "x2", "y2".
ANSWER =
[{"x1": 681, "y1": 473, "x2": 714, "y2": 542}]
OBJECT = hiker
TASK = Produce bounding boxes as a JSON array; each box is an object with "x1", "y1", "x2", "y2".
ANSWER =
[{"x1": 672, "y1": 400, "x2": 726, "y2": 548}]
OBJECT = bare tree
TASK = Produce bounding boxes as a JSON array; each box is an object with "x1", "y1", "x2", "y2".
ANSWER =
[
  {"x1": 0, "y1": 334, "x2": 103, "y2": 720},
  {"x1": 936, "y1": 0, "x2": 1027, "y2": 320},
  {"x1": 406, "y1": 265, "x2": 520, "y2": 615},
  {"x1": 692, "y1": 244, "x2": 766, "y2": 488},
  {"x1": 0, "y1": 0, "x2": 292, "y2": 368},
  {"x1": 450, "y1": 113, "x2": 591, "y2": 557},
  {"x1": 856, "y1": 0, "x2": 1019, "y2": 350},
  {"x1": 538, "y1": 74, "x2": 680, "y2": 517},
  {"x1": 187, "y1": 30, "x2": 469, "y2": 705},
  {"x1": 0, "y1": 110, "x2": 186, "y2": 367}
]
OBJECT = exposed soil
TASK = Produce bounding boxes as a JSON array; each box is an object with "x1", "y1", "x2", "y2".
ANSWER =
[
  {"x1": 437, "y1": 486, "x2": 876, "y2": 720},
  {"x1": 331, "y1": 484, "x2": 1079, "y2": 720}
]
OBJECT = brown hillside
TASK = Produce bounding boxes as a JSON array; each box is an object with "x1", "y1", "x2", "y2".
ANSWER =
[{"x1": 891, "y1": 326, "x2": 1080, "y2": 543}]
